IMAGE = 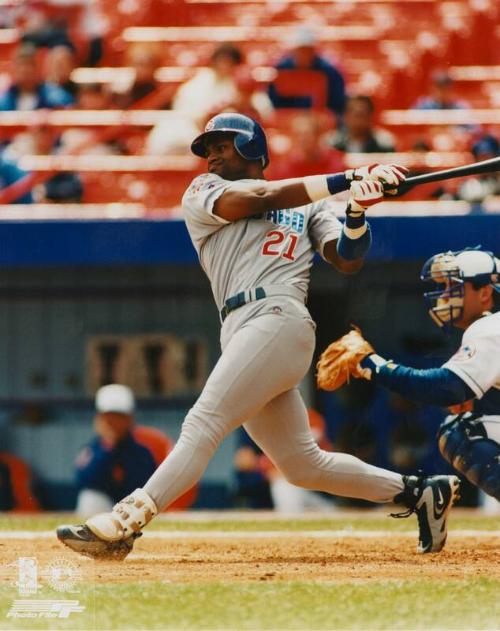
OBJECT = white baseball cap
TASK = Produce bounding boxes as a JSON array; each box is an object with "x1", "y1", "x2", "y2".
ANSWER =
[
  {"x1": 95, "y1": 384, "x2": 135, "y2": 415},
  {"x1": 290, "y1": 27, "x2": 316, "y2": 48}
]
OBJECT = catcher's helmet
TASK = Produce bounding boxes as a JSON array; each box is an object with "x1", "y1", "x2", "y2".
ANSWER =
[
  {"x1": 191, "y1": 113, "x2": 269, "y2": 168},
  {"x1": 420, "y1": 246, "x2": 500, "y2": 330}
]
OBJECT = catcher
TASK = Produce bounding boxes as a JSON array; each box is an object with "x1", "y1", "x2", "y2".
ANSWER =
[{"x1": 318, "y1": 246, "x2": 500, "y2": 506}]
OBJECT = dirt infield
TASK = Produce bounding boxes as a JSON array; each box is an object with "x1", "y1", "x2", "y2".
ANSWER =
[{"x1": 2, "y1": 533, "x2": 499, "y2": 585}]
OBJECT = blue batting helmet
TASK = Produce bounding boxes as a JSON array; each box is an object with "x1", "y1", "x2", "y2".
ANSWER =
[{"x1": 191, "y1": 113, "x2": 269, "y2": 168}]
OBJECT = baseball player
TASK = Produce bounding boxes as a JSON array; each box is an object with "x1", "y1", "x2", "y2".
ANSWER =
[
  {"x1": 57, "y1": 113, "x2": 459, "y2": 559},
  {"x1": 318, "y1": 247, "x2": 500, "y2": 505}
]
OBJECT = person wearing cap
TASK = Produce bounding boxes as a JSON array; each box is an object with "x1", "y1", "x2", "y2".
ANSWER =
[
  {"x1": 75, "y1": 385, "x2": 158, "y2": 517},
  {"x1": 413, "y1": 70, "x2": 469, "y2": 111},
  {"x1": 457, "y1": 134, "x2": 500, "y2": 204},
  {"x1": 267, "y1": 27, "x2": 346, "y2": 119},
  {"x1": 325, "y1": 247, "x2": 500, "y2": 511}
]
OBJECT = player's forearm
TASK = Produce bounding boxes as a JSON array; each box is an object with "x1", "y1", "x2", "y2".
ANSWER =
[
  {"x1": 323, "y1": 239, "x2": 365, "y2": 274},
  {"x1": 258, "y1": 173, "x2": 349, "y2": 210},
  {"x1": 215, "y1": 173, "x2": 349, "y2": 220},
  {"x1": 361, "y1": 357, "x2": 475, "y2": 406}
]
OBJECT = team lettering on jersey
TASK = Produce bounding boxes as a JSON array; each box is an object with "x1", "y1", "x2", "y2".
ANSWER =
[
  {"x1": 264, "y1": 209, "x2": 305, "y2": 234},
  {"x1": 260, "y1": 209, "x2": 306, "y2": 262}
]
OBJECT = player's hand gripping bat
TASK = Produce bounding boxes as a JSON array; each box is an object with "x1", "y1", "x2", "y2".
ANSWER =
[{"x1": 386, "y1": 156, "x2": 500, "y2": 197}]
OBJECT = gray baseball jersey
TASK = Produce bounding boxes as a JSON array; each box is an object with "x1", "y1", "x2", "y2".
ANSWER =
[
  {"x1": 142, "y1": 171, "x2": 406, "y2": 512},
  {"x1": 181, "y1": 173, "x2": 343, "y2": 310}
]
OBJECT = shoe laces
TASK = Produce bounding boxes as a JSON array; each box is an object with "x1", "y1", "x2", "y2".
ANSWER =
[
  {"x1": 390, "y1": 507, "x2": 414, "y2": 519},
  {"x1": 390, "y1": 470, "x2": 425, "y2": 519}
]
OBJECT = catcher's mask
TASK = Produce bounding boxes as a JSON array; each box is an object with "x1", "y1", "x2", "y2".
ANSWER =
[
  {"x1": 191, "y1": 112, "x2": 269, "y2": 168},
  {"x1": 420, "y1": 247, "x2": 500, "y2": 331}
]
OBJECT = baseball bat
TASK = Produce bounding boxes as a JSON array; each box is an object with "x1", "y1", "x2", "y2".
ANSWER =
[{"x1": 390, "y1": 155, "x2": 500, "y2": 197}]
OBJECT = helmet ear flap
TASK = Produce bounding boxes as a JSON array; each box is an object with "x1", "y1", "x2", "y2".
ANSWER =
[
  {"x1": 235, "y1": 134, "x2": 259, "y2": 161},
  {"x1": 233, "y1": 128, "x2": 268, "y2": 166}
]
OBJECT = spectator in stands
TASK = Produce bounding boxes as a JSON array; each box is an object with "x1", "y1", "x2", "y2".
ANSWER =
[
  {"x1": 145, "y1": 44, "x2": 255, "y2": 156},
  {"x1": 75, "y1": 384, "x2": 156, "y2": 517},
  {"x1": 143, "y1": 114, "x2": 200, "y2": 156},
  {"x1": 0, "y1": 155, "x2": 33, "y2": 203},
  {"x1": 269, "y1": 111, "x2": 344, "y2": 179},
  {"x1": 21, "y1": 15, "x2": 75, "y2": 52},
  {"x1": 172, "y1": 43, "x2": 244, "y2": 125},
  {"x1": 0, "y1": 451, "x2": 40, "y2": 512},
  {"x1": 59, "y1": 83, "x2": 124, "y2": 155},
  {"x1": 457, "y1": 134, "x2": 500, "y2": 204},
  {"x1": 20, "y1": 1, "x2": 105, "y2": 66},
  {"x1": 0, "y1": 44, "x2": 73, "y2": 111},
  {"x1": 413, "y1": 70, "x2": 469, "y2": 111},
  {"x1": 112, "y1": 44, "x2": 163, "y2": 109},
  {"x1": 75, "y1": 384, "x2": 196, "y2": 517},
  {"x1": 267, "y1": 27, "x2": 346, "y2": 120},
  {"x1": 223, "y1": 67, "x2": 273, "y2": 123},
  {"x1": 330, "y1": 95, "x2": 395, "y2": 153},
  {"x1": 76, "y1": 384, "x2": 196, "y2": 517},
  {"x1": 44, "y1": 45, "x2": 78, "y2": 100},
  {"x1": 5, "y1": 125, "x2": 83, "y2": 202}
]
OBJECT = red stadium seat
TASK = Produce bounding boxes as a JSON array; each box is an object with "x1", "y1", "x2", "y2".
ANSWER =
[{"x1": 272, "y1": 70, "x2": 329, "y2": 109}]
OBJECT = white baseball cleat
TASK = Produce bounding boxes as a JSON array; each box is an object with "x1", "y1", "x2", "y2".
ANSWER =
[
  {"x1": 56, "y1": 524, "x2": 140, "y2": 560},
  {"x1": 56, "y1": 487, "x2": 157, "y2": 560},
  {"x1": 393, "y1": 474, "x2": 461, "y2": 553}
]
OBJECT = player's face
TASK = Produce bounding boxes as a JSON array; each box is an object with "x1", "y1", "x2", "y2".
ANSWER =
[
  {"x1": 94, "y1": 412, "x2": 132, "y2": 443},
  {"x1": 205, "y1": 134, "x2": 251, "y2": 180},
  {"x1": 454, "y1": 282, "x2": 493, "y2": 329}
]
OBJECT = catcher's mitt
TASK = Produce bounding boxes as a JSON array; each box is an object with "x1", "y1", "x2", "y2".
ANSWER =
[{"x1": 316, "y1": 326, "x2": 374, "y2": 391}]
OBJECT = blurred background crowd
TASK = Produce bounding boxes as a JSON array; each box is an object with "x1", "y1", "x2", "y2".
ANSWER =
[
  {"x1": 0, "y1": 0, "x2": 499, "y2": 514},
  {"x1": 0, "y1": 0, "x2": 498, "y2": 208}
]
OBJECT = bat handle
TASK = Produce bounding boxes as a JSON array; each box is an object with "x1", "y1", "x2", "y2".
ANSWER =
[{"x1": 383, "y1": 181, "x2": 410, "y2": 197}]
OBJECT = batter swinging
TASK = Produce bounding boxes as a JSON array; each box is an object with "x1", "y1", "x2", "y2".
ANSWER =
[{"x1": 57, "y1": 113, "x2": 459, "y2": 558}]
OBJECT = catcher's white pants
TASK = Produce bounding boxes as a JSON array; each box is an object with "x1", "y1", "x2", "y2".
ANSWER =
[{"x1": 144, "y1": 297, "x2": 404, "y2": 510}]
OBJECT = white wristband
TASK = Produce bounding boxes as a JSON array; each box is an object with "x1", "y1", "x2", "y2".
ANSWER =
[
  {"x1": 303, "y1": 175, "x2": 330, "y2": 202},
  {"x1": 369, "y1": 353, "x2": 389, "y2": 369},
  {"x1": 349, "y1": 199, "x2": 366, "y2": 213},
  {"x1": 343, "y1": 223, "x2": 368, "y2": 239}
]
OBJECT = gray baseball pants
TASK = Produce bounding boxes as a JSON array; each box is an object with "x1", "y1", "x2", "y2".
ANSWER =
[{"x1": 145, "y1": 295, "x2": 404, "y2": 510}]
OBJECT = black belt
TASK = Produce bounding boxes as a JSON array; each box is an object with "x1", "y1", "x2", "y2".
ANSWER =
[{"x1": 220, "y1": 287, "x2": 267, "y2": 322}]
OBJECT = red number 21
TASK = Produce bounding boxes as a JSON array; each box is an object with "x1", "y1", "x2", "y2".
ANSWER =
[{"x1": 262, "y1": 230, "x2": 298, "y2": 261}]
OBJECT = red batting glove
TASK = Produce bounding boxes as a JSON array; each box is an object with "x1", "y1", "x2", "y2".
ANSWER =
[{"x1": 348, "y1": 180, "x2": 384, "y2": 215}]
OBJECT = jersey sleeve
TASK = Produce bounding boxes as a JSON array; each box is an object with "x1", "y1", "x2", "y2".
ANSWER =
[
  {"x1": 308, "y1": 199, "x2": 343, "y2": 259},
  {"x1": 443, "y1": 325, "x2": 500, "y2": 399},
  {"x1": 182, "y1": 173, "x2": 232, "y2": 227}
]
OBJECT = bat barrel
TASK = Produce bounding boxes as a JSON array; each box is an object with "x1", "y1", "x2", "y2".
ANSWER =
[{"x1": 387, "y1": 155, "x2": 500, "y2": 197}]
